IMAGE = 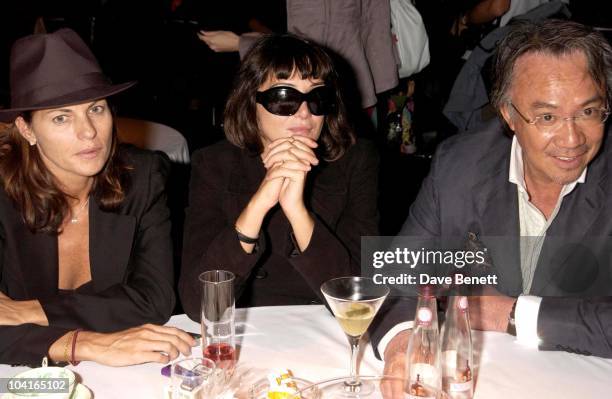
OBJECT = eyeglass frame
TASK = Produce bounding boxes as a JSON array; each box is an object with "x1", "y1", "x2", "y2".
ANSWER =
[{"x1": 507, "y1": 101, "x2": 610, "y2": 131}]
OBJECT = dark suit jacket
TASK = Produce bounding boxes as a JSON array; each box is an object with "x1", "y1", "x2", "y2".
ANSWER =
[
  {"x1": 371, "y1": 119, "x2": 612, "y2": 359},
  {"x1": 180, "y1": 139, "x2": 379, "y2": 319},
  {"x1": 0, "y1": 146, "x2": 175, "y2": 365}
]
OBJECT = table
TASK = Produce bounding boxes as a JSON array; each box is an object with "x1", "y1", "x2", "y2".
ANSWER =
[{"x1": 1, "y1": 305, "x2": 611, "y2": 398}]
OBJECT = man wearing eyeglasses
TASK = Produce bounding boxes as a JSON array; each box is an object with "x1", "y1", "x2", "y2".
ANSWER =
[{"x1": 376, "y1": 18, "x2": 612, "y2": 399}]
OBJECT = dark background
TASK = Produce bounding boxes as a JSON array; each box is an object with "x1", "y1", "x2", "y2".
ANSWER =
[
  {"x1": 1, "y1": 0, "x2": 610, "y2": 238},
  {"x1": 2, "y1": 0, "x2": 610, "y2": 314}
]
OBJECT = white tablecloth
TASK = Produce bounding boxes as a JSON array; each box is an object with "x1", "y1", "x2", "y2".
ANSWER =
[{"x1": 1, "y1": 305, "x2": 611, "y2": 398}]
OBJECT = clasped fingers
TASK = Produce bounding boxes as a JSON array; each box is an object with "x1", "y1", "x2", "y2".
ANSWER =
[
  {"x1": 265, "y1": 136, "x2": 318, "y2": 151},
  {"x1": 263, "y1": 147, "x2": 305, "y2": 168},
  {"x1": 265, "y1": 160, "x2": 310, "y2": 182},
  {"x1": 262, "y1": 138, "x2": 319, "y2": 168}
]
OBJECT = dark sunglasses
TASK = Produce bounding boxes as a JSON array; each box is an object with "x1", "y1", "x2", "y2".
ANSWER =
[{"x1": 256, "y1": 86, "x2": 336, "y2": 116}]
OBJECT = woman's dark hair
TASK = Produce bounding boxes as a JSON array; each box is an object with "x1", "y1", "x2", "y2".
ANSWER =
[
  {"x1": 491, "y1": 19, "x2": 612, "y2": 111},
  {"x1": 224, "y1": 34, "x2": 355, "y2": 161},
  {"x1": 0, "y1": 110, "x2": 131, "y2": 234}
]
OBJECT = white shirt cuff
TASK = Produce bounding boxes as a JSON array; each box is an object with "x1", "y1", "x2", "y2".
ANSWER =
[
  {"x1": 515, "y1": 295, "x2": 542, "y2": 348},
  {"x1": 377, "y1": 321, "x2": 414, "y2": 360}
]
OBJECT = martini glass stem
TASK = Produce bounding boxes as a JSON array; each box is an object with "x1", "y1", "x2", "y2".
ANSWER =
[{"x1": 345, "y1": 335, "x2": 361, "y2": 391}]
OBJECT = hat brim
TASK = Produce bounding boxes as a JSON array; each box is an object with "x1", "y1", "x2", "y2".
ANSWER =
[{"x1": 0, "y1": 81, "x2": 136, "y2": 123}]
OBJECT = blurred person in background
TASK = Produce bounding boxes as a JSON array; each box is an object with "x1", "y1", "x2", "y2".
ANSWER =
[{"x1": 196, "y1": 0, "x2": 398, "y2": 110}]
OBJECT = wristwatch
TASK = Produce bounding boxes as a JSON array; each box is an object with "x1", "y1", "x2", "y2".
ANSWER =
[{"x1": 507, "y1": 299, "x2": 518, "y2": 336}]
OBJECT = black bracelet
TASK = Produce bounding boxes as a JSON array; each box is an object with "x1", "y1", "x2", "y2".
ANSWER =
[{"x1": 235, "y1": 226, "x2": 259, "y2": 244}]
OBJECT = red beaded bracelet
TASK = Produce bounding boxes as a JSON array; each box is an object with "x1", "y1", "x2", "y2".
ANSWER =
[{"x1": 70, "y1": 329, "x2": 83, "y2": 366}]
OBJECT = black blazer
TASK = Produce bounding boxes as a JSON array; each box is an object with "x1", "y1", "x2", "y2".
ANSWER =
[
  {"x1": 0, "y1": 146, "x2": 175, "y2": 365},
  {"x1": 180, "y1": 139, "x2": 379, "y2": 319},
  {"x1": 371, "y1": 120, "x2": 612, "y2": 359}
]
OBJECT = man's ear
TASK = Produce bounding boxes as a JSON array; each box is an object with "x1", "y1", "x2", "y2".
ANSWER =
[
  {"x1": 500, "y1": 103, "x2": 516, "y2": 133},
  {"x1": 14, "y1": 117, "x2": 36, "y2": 146}
]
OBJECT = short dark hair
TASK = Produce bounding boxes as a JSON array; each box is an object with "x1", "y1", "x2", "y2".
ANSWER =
[
  {"x1": 0, "y1": 111, "x2": 131, "y2": 234},
  {"x1": 491, "y1": 19, "x2": 612, "y2": 111},
  {"x1": 224, "y1": 34, "x2": 355, "y2": 161}
]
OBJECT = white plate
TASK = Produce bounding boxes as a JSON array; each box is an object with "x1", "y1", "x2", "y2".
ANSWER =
[
  {"x1": 71, "y1": 384, "x2": 91, "y2": 399},
  {"x1": 1, "y1": 383, "x2": 91, "y2": 399}
]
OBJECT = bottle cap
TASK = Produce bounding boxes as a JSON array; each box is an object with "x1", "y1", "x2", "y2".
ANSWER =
[
  {"x1": 417, "y1": 307, "x2": 433, "y2": 324},
  {"x1": 458, "y1": 296, "x2": 469, "y2": 311}
]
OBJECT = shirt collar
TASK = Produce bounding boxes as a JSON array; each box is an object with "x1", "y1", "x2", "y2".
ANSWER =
[{"x1": 508, "y1": 135, "x2": 586, "y2": 197}]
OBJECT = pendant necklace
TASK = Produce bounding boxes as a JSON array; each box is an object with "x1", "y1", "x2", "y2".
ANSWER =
[{"x1": 70, "y1": 198, "x2": 90, "y2": 224}]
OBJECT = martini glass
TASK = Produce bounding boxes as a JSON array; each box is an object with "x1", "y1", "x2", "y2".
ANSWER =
[{"x1": 321, "y1": 277, "x2": 390, "y2": 397}]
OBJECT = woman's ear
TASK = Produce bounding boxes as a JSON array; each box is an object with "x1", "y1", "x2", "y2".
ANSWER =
[{"x1": 14, "y1": 116, "x2": 36, "y2": 146}]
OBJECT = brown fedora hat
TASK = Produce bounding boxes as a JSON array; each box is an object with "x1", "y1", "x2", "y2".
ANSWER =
[{"x1": 0, "y1": 28, "x2": 135, "y2": 122}]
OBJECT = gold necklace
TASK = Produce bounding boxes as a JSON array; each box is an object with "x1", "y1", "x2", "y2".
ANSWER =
[{"x1": 70, "y1": 198, "x2": 90, "y2": 224}]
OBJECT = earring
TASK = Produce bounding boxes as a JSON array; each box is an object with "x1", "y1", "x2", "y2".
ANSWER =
[{"x1": 29, "y1": 140, "x2": 36, "y2": 146}]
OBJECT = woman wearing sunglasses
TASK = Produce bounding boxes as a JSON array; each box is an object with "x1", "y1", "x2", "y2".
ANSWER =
[{"x1": 180, "y1": 34, "x2": 379, "y2": 315}]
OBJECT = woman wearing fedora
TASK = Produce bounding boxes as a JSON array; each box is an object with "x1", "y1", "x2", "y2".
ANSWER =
[{"x1": 0, "y1": 28, "x2": 195, "y2": 366}]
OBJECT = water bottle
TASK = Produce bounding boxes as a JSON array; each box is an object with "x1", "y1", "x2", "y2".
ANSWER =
[
  {"x1": 441, "y1": 296, "x2": 474, "y2": 398},
  {"x1": 405, "y1": 287, "x2": 441, "y2": 398}
]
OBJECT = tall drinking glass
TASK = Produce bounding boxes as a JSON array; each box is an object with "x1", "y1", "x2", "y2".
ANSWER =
[
  {"x1": 321, "y1": 277, "x2": 390, "y2": 397},
  {"x1": 199, "y1": 270, "x2": 236, "y2": 374}
]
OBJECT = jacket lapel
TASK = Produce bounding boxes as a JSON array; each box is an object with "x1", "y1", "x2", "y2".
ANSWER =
[
  {"x1": 472, "y1": 134, "x2": 523, "y2": 295},
  {"x1": 546, "y1": 151, "x2": 606, "y2": 239},
  {"x1": 89, "y1": 199, "x2": 136, "y2": 292},
  {"x1": 530, "y1": 150, "x2": 607, "y2": 295}
]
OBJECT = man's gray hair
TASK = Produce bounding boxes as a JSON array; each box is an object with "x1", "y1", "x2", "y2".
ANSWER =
[{"x1": 490, "y1": 19, "x2": 612, "y2": 111}]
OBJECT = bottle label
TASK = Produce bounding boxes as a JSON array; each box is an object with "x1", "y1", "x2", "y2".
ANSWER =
[
  {"x1": 407, "y1": 363, "x2": 439, "y2": 399},
  {"x1": 442, "y1": 350, "x2": 457, "y2": 373},
  {"x1": 450, "y1": 380, "x2": 473, "y2": 392}
]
